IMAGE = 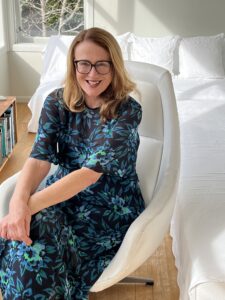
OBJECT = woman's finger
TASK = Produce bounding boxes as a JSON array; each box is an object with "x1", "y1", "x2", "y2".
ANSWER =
[
  {"x1": 22, "y1": 236, "x2": 32, "y2": 246},
  {"x1": 7, "y1": 225, "x2": 32, "y2": 245},
  {"x1": 25, "y1": 216, "x2": 31, "y2": 237},
  {"x1": 0, "y1": 226, "x2": 8, "y2": 240},
  {"x1": 17, "y1": 221, "x2": 32, "y2": 246}
]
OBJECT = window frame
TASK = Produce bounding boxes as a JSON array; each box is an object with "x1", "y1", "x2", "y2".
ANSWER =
[{"x1": 6, "y1": 0, "x2": 94, "y2": 51}]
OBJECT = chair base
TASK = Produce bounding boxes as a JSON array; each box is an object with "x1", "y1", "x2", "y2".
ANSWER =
[{"x1": 118, "y1": 276, "x2": 154, "y2": 286}]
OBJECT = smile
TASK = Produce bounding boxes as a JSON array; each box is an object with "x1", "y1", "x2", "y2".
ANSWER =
[{"x1": 86, "y1": 80, "x2": 101, "y2": 87}]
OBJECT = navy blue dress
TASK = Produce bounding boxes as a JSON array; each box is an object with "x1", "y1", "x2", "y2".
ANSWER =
[{"x1": 0, "y1": 88, "x2": 145, "y2": 300}]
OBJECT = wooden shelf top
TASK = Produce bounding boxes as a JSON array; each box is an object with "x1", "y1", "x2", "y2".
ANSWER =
[{"x1": 0, "y1": 96, "x2": 16, "y2": 116}]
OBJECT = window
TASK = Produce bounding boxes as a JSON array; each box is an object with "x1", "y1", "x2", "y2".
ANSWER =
[{"x1": 13, "y1": 0, "x2": 89, "y2": 43}]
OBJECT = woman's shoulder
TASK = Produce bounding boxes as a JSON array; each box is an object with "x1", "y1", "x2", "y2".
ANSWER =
[
  {"x1": 47, "y1": 87, "x2": 64, "y2": 101},
  {"x1": 44, "y1": 88, "x2": 65, "y2": 109},
  {"x1": 119, "y1": 96, "x2": 142, "y2": 114}
]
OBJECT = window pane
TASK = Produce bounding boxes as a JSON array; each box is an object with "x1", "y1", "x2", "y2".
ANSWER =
[{"x1": 17, "y1": 0, "x2": 84, "y2": 39}]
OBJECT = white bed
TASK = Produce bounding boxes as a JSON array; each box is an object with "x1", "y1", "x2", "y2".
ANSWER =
[
  {"x1": 171, "y1": 77, "x2": 225, "y2": 300},
  {"x1": 27, "y1": 33, "x2": 225, "y2": 299}
]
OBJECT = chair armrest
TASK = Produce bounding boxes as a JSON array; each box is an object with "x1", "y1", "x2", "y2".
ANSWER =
[
  {"x1": 0, "y1": 164, "x2": 58, "y2": 220},
  {"x1": 0, "y1": 172, "x2": 21, "y2": 219}
]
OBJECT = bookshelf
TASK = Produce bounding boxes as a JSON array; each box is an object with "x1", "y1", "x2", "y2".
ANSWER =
[{"x1": 0, "y1": 96, "x2": 17, "y2": 172}]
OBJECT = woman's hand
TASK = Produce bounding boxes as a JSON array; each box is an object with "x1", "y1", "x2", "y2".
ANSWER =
[
  {"x1": 0, "y1": 158, "x2": 51, "y2": 246},
  {"x1": 0, "y1": 202, "x2": 32, "y2": 246}
]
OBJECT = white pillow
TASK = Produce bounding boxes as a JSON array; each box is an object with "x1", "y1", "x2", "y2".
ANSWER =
[
  {"x1": 41, "y1": 35, "x2": 74, "y2": 84},
  {"x1": 129, "y1": 34, "x2": 179, "y2": 74},
  {"x1": 179, "y1": 34, "x2": 225, "y2": 78},
  {"x1": 115, "y1": 32, "x2": 131, "y2": 60}
]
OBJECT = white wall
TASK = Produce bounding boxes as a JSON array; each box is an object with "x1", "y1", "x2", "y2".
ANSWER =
[
  {"x1": 0, "y1": 50, "x2": 10, "y2": 97},
  {"x1": 5, "y1": 0, "x2": 225, "y2": 101},
  {"x1": 8, "y1": 50, "x2": 43, "y2": 102},
  {"x1": 0, "y1": 0, "x2": 10, "y2": 96},
  {"x1": 94, "y1": 0, "x2": 225, "y2": 37}
]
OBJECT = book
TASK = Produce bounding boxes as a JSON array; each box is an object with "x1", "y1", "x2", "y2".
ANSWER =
[
  {"x1": 0, "y1": 116, "x2": 10, "y2": 155},
  {"x1": 0, "y1": 121, "x2": 6, "y2": 157},
  {"x1": 4, "y1": 106, "x2": 14, "y2": 151},
  {"x1": 0, "y1": 127, "x2": 3, "y2": 165}
]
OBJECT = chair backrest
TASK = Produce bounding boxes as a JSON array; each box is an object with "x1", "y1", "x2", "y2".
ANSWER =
[
  {"x1": 131, "y1": 80, "x2": 164, "y2": 207},
  {"x1": 125, "y1": 61, "x2": 180, "y2": 209}
]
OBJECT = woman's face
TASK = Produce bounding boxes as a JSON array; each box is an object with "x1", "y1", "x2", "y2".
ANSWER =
[{"x1": 74, "y1": 40, "x2": 113, "y2": 106}]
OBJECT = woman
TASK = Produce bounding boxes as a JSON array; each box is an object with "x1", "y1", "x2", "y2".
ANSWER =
[{"x1": 0, "y1": 27, "x2": 145, "y2": 300}]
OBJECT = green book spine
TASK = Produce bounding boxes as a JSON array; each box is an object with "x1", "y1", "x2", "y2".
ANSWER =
[
  {"x1": 0, "y1": 127, "x2": 3, "y2": 164},
  {"x1": 0, "y1": 122, "x2": 6, "y2": 157}
]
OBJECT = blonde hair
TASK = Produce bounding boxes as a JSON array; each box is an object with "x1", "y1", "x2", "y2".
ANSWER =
[{"x1": 63, "y1": 27, "x2": 136, "y2": 121}]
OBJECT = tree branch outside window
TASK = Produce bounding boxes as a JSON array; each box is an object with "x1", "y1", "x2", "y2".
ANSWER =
[{"x1": 17, "y1": 0, "x2": 84, "y2": 38}]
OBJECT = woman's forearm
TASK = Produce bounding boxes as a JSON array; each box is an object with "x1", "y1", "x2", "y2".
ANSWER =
[
  {"x1": 9, "y1": 158, "x2": 51, "y2": 209},
  {"x1": 28, "y1": 167, "x2": 102, "y2": 215}
]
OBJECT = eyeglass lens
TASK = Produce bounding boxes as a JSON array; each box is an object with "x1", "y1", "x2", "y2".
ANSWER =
[{"x1": 75, "y1": 60, "x2": 111, "y2": 74}]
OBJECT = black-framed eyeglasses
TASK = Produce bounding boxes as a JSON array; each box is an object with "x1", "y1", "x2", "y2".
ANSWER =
[{"x1": 74, "y1": 60, "x2": 112, "y2": 75}]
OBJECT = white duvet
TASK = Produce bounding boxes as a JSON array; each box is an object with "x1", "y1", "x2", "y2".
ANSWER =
[{"x1": 171, "y1": 78, "x2": 225, "y2": 300}]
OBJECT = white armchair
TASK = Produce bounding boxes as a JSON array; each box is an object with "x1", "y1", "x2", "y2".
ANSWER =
[{"x1": 0, "y1": 61, "x2": 180, "y2": 292}]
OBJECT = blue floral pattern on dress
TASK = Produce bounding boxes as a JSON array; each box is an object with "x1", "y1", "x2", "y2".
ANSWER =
[{"x1": 0, "y1": 88, "x2": 145, "y2": 300}]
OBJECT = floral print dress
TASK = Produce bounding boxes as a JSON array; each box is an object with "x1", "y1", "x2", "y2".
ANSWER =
[{"x1": 0, "y1": 88, "x2": 145, "y2": 300}]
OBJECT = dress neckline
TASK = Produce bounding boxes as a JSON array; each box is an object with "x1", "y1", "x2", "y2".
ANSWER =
[{"x1": 85, "y1": 103, "x2": 101, "y2": 111}]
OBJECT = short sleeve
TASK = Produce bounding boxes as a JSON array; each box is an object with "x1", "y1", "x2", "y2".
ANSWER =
[
  {"x1": 82, "y1": 98, "x2": 142, "y2": 178},
  {"x1": 29, "y1": 90, "x2": 61, "y2": 164}
]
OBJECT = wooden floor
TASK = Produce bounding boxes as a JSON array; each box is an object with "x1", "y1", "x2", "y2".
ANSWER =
[{"x1": 0, "y1": 103, "x2": 180, "y2": 300}]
